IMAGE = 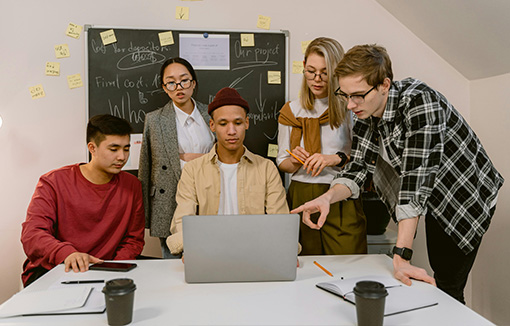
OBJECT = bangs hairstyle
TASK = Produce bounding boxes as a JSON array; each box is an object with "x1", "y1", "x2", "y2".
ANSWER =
[
  {"x1": 159, "y1": 57, "x2": 199, "y2": 94},
  {"x1": 86, "y1": 114, "x2": 132, "y2": 145},
  {"x1": 334, "y1": 44, "x2": 393, "y2": 87},
  {"x1": 299, "y1": 37, "x2": 346, "y2": 128}
]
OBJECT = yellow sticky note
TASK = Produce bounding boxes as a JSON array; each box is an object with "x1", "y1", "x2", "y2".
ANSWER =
[
  {"x1": 45, "y1": 62, "x2": 60, "y2": 76},
  {"x1": 301, "y1": 40, "x2": 312, "y2": 54},
  {"x1": 240, "y1": 34, "x2": 255, "y2": 47},
  {"x1": 268, "y1": 71, "x2": 281, "y2": 85},
  {"x1": 66, "y1": 23, "x2": 83, "y2": 39},
  {"x1": 257, "y1": 15, "x2": 271, "y2": 30},
  {"x1": 292, "y1": 61, "x2": 303, "y2": 74},
  {"x1": 29, "y1": 84, "x2": 45, "y2": 100},
  {"x1": 158, "y1": 31, "x2": 174, "y2": 46},
  {"x1": 100, "y1": 29, "x2": 117, "y2": 45},
  {"x1": 267, "y1": 144, "x2": 278, "y2": 158},
  {"x1": 54, "y1": 44, "x2": 70, "y2": 58},
  {"x1": 176, "y1": 6, "x2": 190, "y2": 20},
  {"x1": 67, "y1": 73, "x2": 83, "y2": 89}
]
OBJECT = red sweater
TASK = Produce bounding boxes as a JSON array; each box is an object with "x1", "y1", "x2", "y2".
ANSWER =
[{"x1": 21, "y1": 164, "x2": 145, "y2": 286}]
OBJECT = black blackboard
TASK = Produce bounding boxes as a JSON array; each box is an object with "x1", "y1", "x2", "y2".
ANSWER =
[{"x1": 86, "y1": 26, "x2": 288, "y2": 159}]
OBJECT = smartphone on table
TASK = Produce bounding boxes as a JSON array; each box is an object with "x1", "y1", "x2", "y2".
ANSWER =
[{"x1": 89, "y1": 262, "x2": 137, "y2": 272}]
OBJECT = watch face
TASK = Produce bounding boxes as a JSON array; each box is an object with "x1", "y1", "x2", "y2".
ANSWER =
[
  {"x1": 393, "y1": 246, "x2": 413, "y2": 260},
  {"x1": 401, "y1": 248, "x2": 412, "y2": 260}
]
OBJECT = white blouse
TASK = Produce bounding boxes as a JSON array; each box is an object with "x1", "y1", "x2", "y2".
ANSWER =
[
  {"x1": 276, "y1": 97, "x2": 353, "y2": 184},
  {"x1": 174, "y1": 101, "x2": 215, "y2": 169}
]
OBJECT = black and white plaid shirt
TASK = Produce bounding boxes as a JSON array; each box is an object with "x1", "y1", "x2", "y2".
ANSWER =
[{"x1": 333, "y1": 78, "x2": 504, "y2": 253}]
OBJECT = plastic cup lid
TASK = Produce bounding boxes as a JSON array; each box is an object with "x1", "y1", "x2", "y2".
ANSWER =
[
  {"x1": 353, "y1": 281, "x2": 388, "y2": 299},
  {"x1": 102, "y1": 278, "x2": 136, "y2": 295}
]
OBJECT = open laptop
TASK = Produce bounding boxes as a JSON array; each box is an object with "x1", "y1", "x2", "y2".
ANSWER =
[{"x1": 182, "y1": 214, "x2": 300, "y2": 283}]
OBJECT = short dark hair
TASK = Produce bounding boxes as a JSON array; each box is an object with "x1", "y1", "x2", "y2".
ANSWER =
[
  {"x1": 335, "y1": 44, "x2": 393, "y2": 87},
  {"x1": 159, "y1": 57, "x2": 198, "y2": 93},
  {"x1": 86, "y1": 114, "x2": 132, "y2": 145}
]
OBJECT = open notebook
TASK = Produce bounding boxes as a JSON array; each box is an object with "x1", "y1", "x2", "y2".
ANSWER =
[
  {"x1": 0, "y1": 277, "x2": 106, "y2": 318},
  {"x1": 316, "y1": 275, "x2": 438, "y2": 316}
]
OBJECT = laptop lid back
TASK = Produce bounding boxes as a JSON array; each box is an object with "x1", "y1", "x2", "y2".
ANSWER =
[{"x1": 182, "y1": 214, "x2": 299, "y2": 283}]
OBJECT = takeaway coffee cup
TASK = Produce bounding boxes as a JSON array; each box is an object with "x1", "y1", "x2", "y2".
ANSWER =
[
  {"x1": 102, "y1": 278, "x2": 136, "y2": 325},
  {"x1": 353, "y1": 281, "x2": 388, "y2": 326}
]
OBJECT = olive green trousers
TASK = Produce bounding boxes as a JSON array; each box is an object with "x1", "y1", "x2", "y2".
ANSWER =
[{"x1": 288, "y1": 181, "x2": 367, "y2": 255}]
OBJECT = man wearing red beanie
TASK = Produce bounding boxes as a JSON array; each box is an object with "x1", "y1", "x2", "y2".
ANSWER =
[{"x1": 166, "y1": 87, "x2": 289, "y2": 254}]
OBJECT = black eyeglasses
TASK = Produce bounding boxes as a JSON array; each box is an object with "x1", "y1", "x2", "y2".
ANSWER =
[
  {"x1": 334, "y1": 86, "x2": 376, "y2": 104},
  {"x1": 163, "y1": 79, "x2": 193, "y2": 91},
  {"x1": 303, "y1": 70, "x2": 327, "y2": 81}
]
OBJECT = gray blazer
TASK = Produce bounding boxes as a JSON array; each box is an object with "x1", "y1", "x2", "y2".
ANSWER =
[{"x1": 139, "y1": 100, "x2": 211, "y2": 238}]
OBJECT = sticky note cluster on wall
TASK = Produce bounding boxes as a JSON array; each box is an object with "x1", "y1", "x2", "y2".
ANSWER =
[{"x1": 30, "y1": 22, "x2": 86, "y2": 99}]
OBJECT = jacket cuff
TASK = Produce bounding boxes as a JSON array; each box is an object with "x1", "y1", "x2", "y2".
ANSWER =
[
  {"x1": 331, "y1": 177, "x2": 360, "y2": 199},
  {"x1": 395, "y1": 204, "x2": 427, "y2": 221},
  {"x1": 166, "y1": 233, "x2": 183, "y2": 255}
]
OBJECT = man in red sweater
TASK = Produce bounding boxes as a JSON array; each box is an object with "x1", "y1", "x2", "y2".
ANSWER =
[{"x1": 21, "y1": 114, "x2": 145, "y2": 287}]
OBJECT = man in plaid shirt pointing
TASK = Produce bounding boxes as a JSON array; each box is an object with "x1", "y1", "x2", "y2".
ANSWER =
[{"x1": 292, "y1": 44, "x2": 504, "y2": 304}]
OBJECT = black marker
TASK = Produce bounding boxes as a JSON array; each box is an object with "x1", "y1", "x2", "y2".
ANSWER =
[{"x1": 61, "y1": 280, "x2": 105, "y2": 284}]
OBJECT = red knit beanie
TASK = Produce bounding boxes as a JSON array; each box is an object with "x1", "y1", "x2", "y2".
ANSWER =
[{"x1": 208, "y1": 87, "x2": 250, "y2": 115}]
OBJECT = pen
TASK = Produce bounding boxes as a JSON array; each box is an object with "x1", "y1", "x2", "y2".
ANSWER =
[
  {"x1": 286, "y1": 149, "x2": 305, "y2": 165},
  {"x1": 314, "y1": 261, "x2": 333, "y2": 277},
  {"x1": 61, "y1": 280, "x2": 105, "y2": 284}
]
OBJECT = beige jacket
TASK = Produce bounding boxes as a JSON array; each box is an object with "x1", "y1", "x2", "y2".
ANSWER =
[{"x1": 166, "y1": 146, "x2": 289, "y2": 254}]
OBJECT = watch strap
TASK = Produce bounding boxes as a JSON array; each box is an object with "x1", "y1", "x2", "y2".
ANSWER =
[{"x1": 336, "y1": 152, "x2": 347, "y2": 167}]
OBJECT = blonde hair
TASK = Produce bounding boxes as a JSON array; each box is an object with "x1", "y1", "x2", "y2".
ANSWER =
[{"x1": 299, "y1": 37, "x2": 346, "y2": 128}]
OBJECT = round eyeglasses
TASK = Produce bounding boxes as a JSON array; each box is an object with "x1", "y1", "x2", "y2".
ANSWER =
[
  {"x1": 334, "y1": 86, "x2": 376, "y2": 104},
  {"x1": 303, "y1": 70, "x2": 327, "y2": 81},
  {"x1": 163, "y1": 79, "x2": 193, "y2": 91}
]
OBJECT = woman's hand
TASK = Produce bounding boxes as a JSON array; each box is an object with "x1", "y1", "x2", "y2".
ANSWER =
[
  {"x1": 289, "y1": 146, "x2": 310, "y2": 165},
  {"x1": 303, "y1": 154, "x2": 341, "y2": 177}
]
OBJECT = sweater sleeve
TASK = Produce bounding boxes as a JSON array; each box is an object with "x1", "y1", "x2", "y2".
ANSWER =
[
  {"x1": 113, "y1": 180, "x2": 146, "y2": 260},
  {"x1": 21, "y1": 177, "x2": 78, "y2": 270}
]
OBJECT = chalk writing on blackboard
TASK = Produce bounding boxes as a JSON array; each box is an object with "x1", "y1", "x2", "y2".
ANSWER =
[{"x1": 87, "y1": 26, "x2": 287, "y2": 160}]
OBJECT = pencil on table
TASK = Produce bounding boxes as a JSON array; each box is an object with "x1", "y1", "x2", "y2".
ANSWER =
[{"x1": 314, "y1": 260, "x2": 333, "y2": 277}]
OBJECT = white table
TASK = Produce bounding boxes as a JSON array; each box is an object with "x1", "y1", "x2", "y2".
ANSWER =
[{"x1": 0, "y1": 255, "x2": 494, "y2": 325}]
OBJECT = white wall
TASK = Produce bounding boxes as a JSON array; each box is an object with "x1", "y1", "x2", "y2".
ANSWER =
[
  {"x1": 469, "y1": 73, "x2": 510, "y2": 325},
  {"x1": 1, "y1": 0, "x2": 484, "y2": 318}
]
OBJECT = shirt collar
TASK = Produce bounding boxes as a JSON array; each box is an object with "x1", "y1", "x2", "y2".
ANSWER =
[
  {"x1": 207, "y1": 145, "x2": 255, "y2": 164},
  {"x1": 381, "y1": 81, "x2": 400, "y2": 122},
  {"x1": 173, "y1": 99, "x2": 198, "y2": 127}
]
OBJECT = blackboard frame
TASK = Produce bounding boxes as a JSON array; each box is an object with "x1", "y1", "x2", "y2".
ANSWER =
[{"x1": 85, "y1": 25, "x2": 289, "y2": 167}]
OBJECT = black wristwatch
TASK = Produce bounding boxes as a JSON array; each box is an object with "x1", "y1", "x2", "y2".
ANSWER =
[
  {"x1": 336, "y1": 152, "x2": 348, "y2": 167},
  {"x1": 392, "y1": 246, "x2": 413, "y2": 261}
]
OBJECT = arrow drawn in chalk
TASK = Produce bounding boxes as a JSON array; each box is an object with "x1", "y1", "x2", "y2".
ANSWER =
[
  {"x1": 255, "y1": 73, "x2": 266, "y2": 113},
  {"x1": 264, "y1": 128, "x2": 278, "y2": 140},
  {"x1": 229, "y1": 70, "x2": 253, "y2": 89}
]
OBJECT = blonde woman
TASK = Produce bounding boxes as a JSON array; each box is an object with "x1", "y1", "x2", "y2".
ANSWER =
[{"x1": 277, "y1": 37, "x2": 366, "y2": 255}]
